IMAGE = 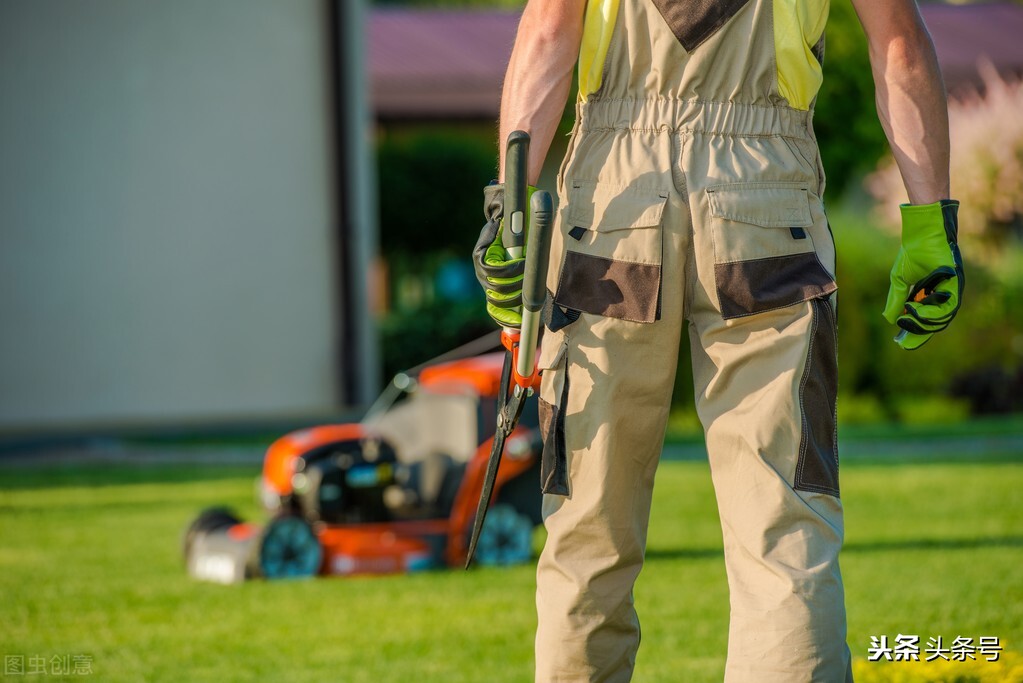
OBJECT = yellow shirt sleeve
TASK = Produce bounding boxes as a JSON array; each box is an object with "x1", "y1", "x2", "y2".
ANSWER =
[
  {"x1": 578, "y1": 0, "x2": 620, "y2": 101},
  {"x1": 774, "y1": 0, "x2": 830, "y2": 110}
]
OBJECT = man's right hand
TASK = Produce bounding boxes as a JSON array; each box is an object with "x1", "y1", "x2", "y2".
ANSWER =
[
  {"x1": 472, "y1": 183, "x2": 527, "y2": 328},
  {"x1": 882, "y1": 200, "x2": 965, "y2": 350}
]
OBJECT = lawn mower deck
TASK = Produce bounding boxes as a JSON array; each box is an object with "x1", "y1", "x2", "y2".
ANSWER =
[{"x1": 184, "y1": 352, "x2": 543, "y2": 583}]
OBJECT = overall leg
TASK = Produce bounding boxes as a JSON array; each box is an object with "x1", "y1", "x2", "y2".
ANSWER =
[
  {"x1": 684, "y1": 126, "x2": 853, "y2": 682},
  {"x1": 534, "y1": 312, "x2": 678, "y2": 683},
  {"x1": 534, "y1": 128, "x2": 689, "y2": 682},
  {"x1": 689, "y1": 300, "x2": 852, "y2": 682}
]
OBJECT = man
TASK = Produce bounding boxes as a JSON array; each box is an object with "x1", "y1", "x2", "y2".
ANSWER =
[{"x1": 473, "y1": 0, "x2": 963, "y2": 680}]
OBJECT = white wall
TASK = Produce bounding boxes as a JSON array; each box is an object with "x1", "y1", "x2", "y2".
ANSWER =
[{"x1": 0, "y1": 0, "x2": 342, "y2": 428}]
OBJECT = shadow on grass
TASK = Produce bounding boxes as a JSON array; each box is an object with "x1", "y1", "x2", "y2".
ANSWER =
[
  {"x1": 644, "y1": 535, "x2": 1023, "y2": 564},
  {"x1": 0, "y1": 498, "x2": 239, "y2": 515},
  {"x1": 645, "y1": 547, "x2": 724, "y2": 561},
  {"x1": 662, "y1": 438, "x2": 1023, "y2": 466},
  {"x1": 843, "y1": 535, "x2": 1023, "y2": 553},
  {"x1": 0, "y1": 463, "x2": 256, "y2": 491},
  {"x1": 839, "y1": 446, "x2": 1023, "y2": 466}
]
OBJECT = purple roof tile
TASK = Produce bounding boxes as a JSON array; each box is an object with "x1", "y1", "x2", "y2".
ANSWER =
[
  {"x1": 920, "y1": 2, "x2": 1023, "y2": 93},
  {"x1": 369, "y1": 9, "x2": 518, "y2": 119},
  {"x1": 369, "y1": 4, "x2": 1023, "y2": 119}
]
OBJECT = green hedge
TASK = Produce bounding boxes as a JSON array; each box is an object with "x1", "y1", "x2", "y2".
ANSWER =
[
  {"x1": 377, "y1": 128, "x2": 496, "y2": 261},
  {"x1": 814, "y1": 0, "x2": 891, "y2": 196},
  {"x1": 379, "y1": 298, "x2": 494, "y2": 379},
  {"x1": 830, "y1": 208, "x2": 1023, "y2": 417}
]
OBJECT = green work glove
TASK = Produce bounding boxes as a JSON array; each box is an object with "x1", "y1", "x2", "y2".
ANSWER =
[
  {"x1": 882, "y1": 200, "x2": 965, "y2": 350},
  {"x1": 472, "y1": 182, "x2": 536, "y2": 328}
]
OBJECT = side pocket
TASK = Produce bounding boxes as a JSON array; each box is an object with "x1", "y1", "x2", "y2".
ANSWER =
[
  {"x1": 542, "y1": 289, "x2": 582, "y2": 333},
  {"x1": 554, "y1": 180, "x2": 669, "y2": 323},
  {"x1": 537, "y1": 337, "x2": 570, "y2": 496},
  {"x1": 708, "y1": 183, "x2": 836, "y2": 319},
  {"x1": 794, "y1": 297, "x2": 840, "y2": 497}
]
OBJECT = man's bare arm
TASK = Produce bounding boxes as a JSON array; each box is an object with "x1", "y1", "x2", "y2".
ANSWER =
[
  {"x1": 851, "y1": 0, "x2": 950, "y2": 204},
  {"x1": 498, "y1": 0, "x2": 586, "y2": 185}
]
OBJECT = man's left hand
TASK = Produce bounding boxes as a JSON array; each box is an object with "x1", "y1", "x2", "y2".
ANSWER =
[{"x1": 882, "y1": 200, "x2": 965, "y2": 350}]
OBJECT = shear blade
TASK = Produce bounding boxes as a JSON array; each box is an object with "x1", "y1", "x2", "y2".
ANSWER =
[
  {"x1": 465, "y1": 382, "x2": 531, "y2": 569},
  {"x1": 465, "y1": 426, "x2": 508, "y2": 568}
]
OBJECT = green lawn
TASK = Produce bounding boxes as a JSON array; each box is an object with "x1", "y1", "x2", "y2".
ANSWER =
[{"x1": 1, "y1": 450, "x2": 1020, "y2": 682}]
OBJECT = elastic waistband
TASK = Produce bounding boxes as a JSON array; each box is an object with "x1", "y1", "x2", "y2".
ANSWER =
[{"x1": 577, "y1": 98, "x2": 813, "y2": 138}]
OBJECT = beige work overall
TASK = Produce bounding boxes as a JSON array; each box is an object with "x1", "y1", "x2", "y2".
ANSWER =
[{"x1": 534, "y1": 0, "x2": 851, "y2": 681}]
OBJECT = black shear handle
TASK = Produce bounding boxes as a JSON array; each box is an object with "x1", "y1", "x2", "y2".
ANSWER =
[{"x1": 503, "y1": 131, "x2": 530, "y2": 259}]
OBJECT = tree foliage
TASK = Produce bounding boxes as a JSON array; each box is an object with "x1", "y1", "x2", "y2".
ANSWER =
[
  {"x1": 867, "y1": 66, "x2": 1023, "y2": 250},
  {"x1": 814, "y1": 0, "x2": 890, "y2": 196},
  {"x1": 377, "y1": 128, "x2": 496, "y2": 260}
]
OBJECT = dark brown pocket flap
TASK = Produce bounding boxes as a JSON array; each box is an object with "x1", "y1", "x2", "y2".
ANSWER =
[
  {"x1": 715, "y1": 254, "x2": 836, "y2": 319},
  {"x1": 557, "y1": 252, "x2": 661, "y2": 323}
]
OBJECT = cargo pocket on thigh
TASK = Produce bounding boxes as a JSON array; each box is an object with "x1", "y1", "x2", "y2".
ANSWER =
[
  {"x1": 537, "y1": 337, "x2": 570, "y2": 496},
  {"x1": 708, "y1": 183, "x2": 836, "y2": 319},
  {"x1": 554, "y1": 181, "x2": 669, "y2": 323}
]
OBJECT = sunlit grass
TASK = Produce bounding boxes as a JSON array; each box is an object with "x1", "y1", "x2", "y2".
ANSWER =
[{"x1": 0, "y1": 450, "x2": 1019, "y2": 682}]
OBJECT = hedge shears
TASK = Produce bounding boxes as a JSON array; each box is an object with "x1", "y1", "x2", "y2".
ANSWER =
[{"x1": 466, "y1": 131, "x2": 553, "y2": 568}]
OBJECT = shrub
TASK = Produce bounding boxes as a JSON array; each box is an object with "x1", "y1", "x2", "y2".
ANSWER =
[
  {"x1": 949, "y1": 365, "x2": 1023, "y2": 416},
  {"x1": 858, "y1": 68, "x2": 1023, "y2": 414},
  {"x1": 378, "y1": 297, "x2": 495, "y2": 379},
  {"x1": 828, "y1": 206, "x2": 1022, "y2": 416},
  {"x1": 375, "y1": 127, "x2": 502, "y2": 375},
  {"x1": 865, "y1": 66, "x2": 1023, "y2": 252},
  {"x1": 815, "y1": 0, "x2": 891, "y2": 196},
  {"x1": 377, "y1": 128, "x2": 497, "y2": 261}
]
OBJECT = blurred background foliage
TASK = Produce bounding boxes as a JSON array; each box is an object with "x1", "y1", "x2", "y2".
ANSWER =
[
  {"x1": 374, "y1": 0, "x2": 1023, "y2": 425},
  {"x1": 375, "y1": 126, "x2": 498, "y2": 378},
  {"x1": 813, "y1": 0, "x2": 888, "y2": 195}
]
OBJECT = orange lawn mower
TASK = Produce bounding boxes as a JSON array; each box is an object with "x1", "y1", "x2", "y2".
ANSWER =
[{"x1": 182, "y1": 348, "x2": 545, "y2": 584}]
